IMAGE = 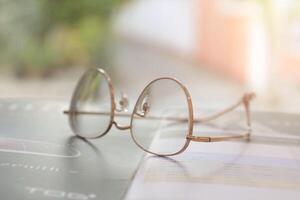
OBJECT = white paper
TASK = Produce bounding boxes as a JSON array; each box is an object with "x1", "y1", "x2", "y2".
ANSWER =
[{"x1": 126, "y1": 112, "x2": 300, "y2": 200}]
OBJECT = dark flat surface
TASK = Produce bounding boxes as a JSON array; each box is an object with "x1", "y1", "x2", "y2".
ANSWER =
[{"x1": 0, "y1": 100, "x2": 145, "y2": 200}]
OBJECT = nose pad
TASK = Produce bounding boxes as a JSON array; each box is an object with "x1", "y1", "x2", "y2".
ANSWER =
[
  {"x1": 141, "y1": 102, "x2": 150, "y2": 117},
  {"x1": 135, "y1": 97, "x2": 150, "y2": 117},
  {"x1": 116, "y1": 92, "x2": 129, "y2": 112}
]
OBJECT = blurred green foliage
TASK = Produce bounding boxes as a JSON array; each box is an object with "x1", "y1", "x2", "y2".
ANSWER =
[{"x1": 0, "y1": 0, "x2": 125, "y2": 77}]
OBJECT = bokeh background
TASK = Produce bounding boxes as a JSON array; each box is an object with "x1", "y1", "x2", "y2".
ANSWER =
[{"x1": 0, "y1": 0, "x2": 300, "y2": 112}]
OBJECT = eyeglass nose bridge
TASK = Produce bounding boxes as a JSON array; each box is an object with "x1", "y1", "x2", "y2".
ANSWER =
[
  {"x1": 112, "y1": 121, "x2": 131, "y2": 130},
  {"x1": 112, "y1": 91, "x2": 131, "y2": 131}
]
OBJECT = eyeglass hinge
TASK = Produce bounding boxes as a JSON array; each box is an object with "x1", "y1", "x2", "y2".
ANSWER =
[{"x1": 187, "y1": 136, "x2": 211, "y2": 142}]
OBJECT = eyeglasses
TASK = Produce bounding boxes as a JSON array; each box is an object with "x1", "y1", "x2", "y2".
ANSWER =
[{"x1": 64, "y1": 68, "x2": 255, "y2": 156}]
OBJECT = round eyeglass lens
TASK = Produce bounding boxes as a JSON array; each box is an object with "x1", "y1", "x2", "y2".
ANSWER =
[
  {"x1": 131, "y1": 78, "x2": 192, "y2": 156},
  {"x1": 69, "y1": 69, "x2": 112, "y2": 138}
]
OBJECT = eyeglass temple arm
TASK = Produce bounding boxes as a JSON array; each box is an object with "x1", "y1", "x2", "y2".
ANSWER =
[
  {"x1": 195, "y1": 92, "x2": 255, "y2": 125},
  {"x1": 188, "y1": 92, "x2": 255, "y2": 143},
  {"x1": 187, "y1": 131, "x2": 251, "y2": 142}
]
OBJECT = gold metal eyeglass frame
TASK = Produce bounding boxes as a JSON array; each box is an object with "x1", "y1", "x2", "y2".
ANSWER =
[{"x1": 64, "y1": 68, "x2": 255, "y2": 157}]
